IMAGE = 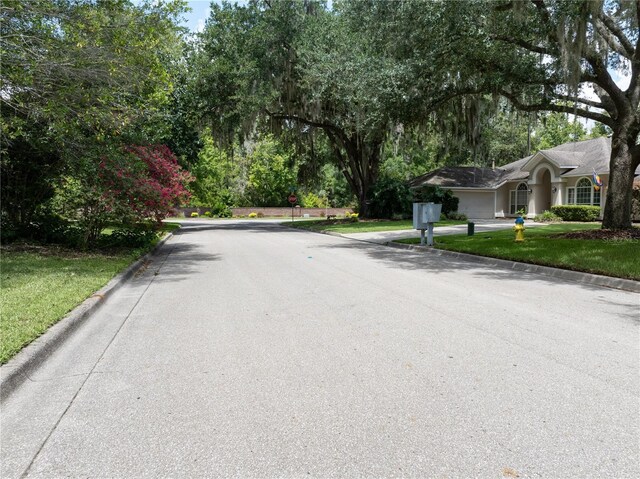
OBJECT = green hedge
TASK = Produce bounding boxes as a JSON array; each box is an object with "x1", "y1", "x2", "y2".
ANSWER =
[{"x1": 550, "y1": 205, "x2": 601, "y2": 222}]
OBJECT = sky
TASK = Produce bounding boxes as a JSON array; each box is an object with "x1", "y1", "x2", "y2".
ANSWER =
[
  {"x1": 181, "y1": 0, "x2": 251, "y2": 33},
  {"x1": 181, "y1": 1, "x2": 213, "y2": 33}
]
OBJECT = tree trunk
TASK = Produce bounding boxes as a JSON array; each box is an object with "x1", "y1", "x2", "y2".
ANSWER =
[
  {"x1": 346, "y1": 144, "x2": 380, "y2": 219},
  {"x1": 602, "y1": 133, "x2": 638, "y2": 230},
  {"x1": 325, "y1": 129, "x2": 382, "y2": 219},
  {"x1": 357, "y1": 188, "x2": 370, "y2": 218}
]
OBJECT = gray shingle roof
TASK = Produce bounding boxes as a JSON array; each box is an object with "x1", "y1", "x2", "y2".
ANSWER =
[
  {"x1": 409, "y1": 163, "x2": 529, "y2": 189},
  {"x1": 536, "y1": 137, "x2": 611, "y2": 176},
  {"x1": 410, "y1": 137, "x2": 639, "y2": 189}
]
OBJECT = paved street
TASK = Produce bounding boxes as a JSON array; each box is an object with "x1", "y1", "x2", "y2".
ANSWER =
[
  {"x1": 2, "y1": 219, "x2": 639, "y2": 478},
  {"x1": 340, "y1": 218, "x2": 547, "y2": 244}
]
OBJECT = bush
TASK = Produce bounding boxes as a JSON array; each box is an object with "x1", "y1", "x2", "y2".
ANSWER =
[
  {"x1": 534, "y1": 210, "x2": 563, "y2": 223},
  {"x1": 190, "y1": 212, "x2": 199, "y2": 217},
  {"x1": 203, "y1": 211, "x2": 213, "y2": 218},
  {"x1": 51, "y1": 145, "x2": 192, "y2": 247},
  {"x1": 301, "y1": 192, "x2": 326, "y2": 208},
  {"x1": 446, "y1": 212, "x2": 468, "y2": 221},
  {"x1": 550, "y1": 205, "x2": 600, "y2": 222},
  {"x1": 413, "y1": 186, "x2": 459, "y2": 216},
  {"x1": 210, "y1": 203, "x2": 232, "y2": 218},
  {"x1": 248, "y1": 212, "x2": 258, "y2": 218},
  {"x1": 368, "y1": 177, "x2": 413, "y2": 218},
  {"x1": 0, "y1": 213, "x2": 18, "y2": 244},
  {"x1": 257, "y1": 212, "x2": 265, "y2": 218},
  {"x1": 97, "y1": 227, "x2": 156, "y2": 248},
  {"x1": 348, "y1": 212, "x2": 359, "y2": 222},
  {"x1": 9, "y1": 211, "x2": 83, "y2": 247}
]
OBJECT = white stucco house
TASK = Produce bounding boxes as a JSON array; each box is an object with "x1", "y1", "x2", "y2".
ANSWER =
[{"x1": 409, "y1": 137, "x2": 640, "y2": 219}]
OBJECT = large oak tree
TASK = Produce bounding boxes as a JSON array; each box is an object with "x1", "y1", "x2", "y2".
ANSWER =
[
  {"x1": 359, "y1": 0, "x2": 639, "y2": 229},
  {"x1": 193, "y1": 0, "x2": 413, "y2": 216}
]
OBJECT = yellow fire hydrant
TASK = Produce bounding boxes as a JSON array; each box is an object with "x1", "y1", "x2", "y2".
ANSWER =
[{"x1": 513, "y1": 216, "x2": 525, "y2": 242}]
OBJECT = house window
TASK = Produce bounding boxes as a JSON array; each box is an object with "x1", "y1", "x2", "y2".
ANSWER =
[
  {"x1": 509, "y1": 182, "x2": 528, "y2": 214},
  {"x1": 576, "y1": 178, "x2": 592, "y2": 204},
  {"x1": 572, "y1": 177, "x2": 600, "y2": 206}
]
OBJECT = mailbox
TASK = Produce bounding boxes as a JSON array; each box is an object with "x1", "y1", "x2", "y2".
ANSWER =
[{"x1": 413, "y1": 202, "x2": 442, "y2": 229}]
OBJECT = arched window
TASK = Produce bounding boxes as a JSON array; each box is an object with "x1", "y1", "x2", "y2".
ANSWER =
[
  {"x1": 570, "y1": 177, "x2": 601, "y2": 206},
  {"x1": 509, "y1": 182, "x2": 529, "y2": 214}
]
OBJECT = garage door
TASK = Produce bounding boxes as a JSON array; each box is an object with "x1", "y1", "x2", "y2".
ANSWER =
[{"x1": 453, "y1": 191, "x2": 495, "y2": 219}]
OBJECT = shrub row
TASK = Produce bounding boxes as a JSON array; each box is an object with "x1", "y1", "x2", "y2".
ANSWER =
[
  {"x1": 0, "y1": 211, "x2": 161, "y2": 249},
  {"x1": 367, "y1": 178, "x2": 461, "y2": 219},
  {"x1": 550, "y1": 205, "x2": 601, "y2": 222}
]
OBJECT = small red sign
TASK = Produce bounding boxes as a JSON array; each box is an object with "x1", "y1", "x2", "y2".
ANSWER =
[{"x1": 288, "y1": 194, "x2": 297, "y2": 204}]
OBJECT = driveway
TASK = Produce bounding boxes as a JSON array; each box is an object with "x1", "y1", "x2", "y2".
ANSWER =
[
  {"x1": 341, "y1": 218, "x2": 547, "y2": 244},
  {"x1": 2, "y1": 219, "x2": 638, "y2": 478}
]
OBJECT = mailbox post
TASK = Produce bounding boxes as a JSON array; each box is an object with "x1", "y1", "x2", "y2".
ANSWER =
[{"x1": 413, "y1": 202, "x2": 442, "y2": 246}]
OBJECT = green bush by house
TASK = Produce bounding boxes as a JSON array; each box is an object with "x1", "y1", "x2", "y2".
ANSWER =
[
  {"x1": 550, "y1": 205, "x2": 600, "y2": 221},
  {"x1": 534, "y1": 210, "x2": 563, "y2": 223}
]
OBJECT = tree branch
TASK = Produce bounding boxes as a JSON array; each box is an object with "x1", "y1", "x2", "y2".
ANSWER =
[
  {"x1": 552, "y1": 94, "x2": 606, "y2": 110},
  {"x1": 325, "y1": 130, "x2": 355, "y2": 188},
  {"x1": 593, "y1": 17, "x2": 633, "y2": 59},
  {"x1": 582, "y1": 48, "x2": 627, "y2": 110},
  {"x1": 636, "y1": 0, "x2": 640, "y2": 47},
  {"x1": 492, "y1": 35, "x2": 552, "y2": 55},
  {"x1": 500, "y1": 90, "x2": 614, "y2": 127},
  {"x1": 531, "y1": 0, "x2": 551, "y2": 25},
  {"x1": 493, "y1": 2, "x2": 514, "y2": 12},
  {"x1": 597, "y1": 13, "x2": 635, "y2": 58},
  {"x1": 265, "y1": 109, "x2": 347, "y2": 140},
  {"x1": 531, "y1": 0, "x2": 626, "y2": 111},
  {"x1": 629, "y1": 1, "x2": 640, "y2": 106}
]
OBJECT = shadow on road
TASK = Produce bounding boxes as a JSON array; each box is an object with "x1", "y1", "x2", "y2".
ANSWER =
[
  {"x1": 133, "y1": 241, "x2": 221, "y2": 285},
  {"x1": 173, "y1": 221, "x2": 307, "y2": 235},
  {"x1": 166, "y1": 221, "x2": 637, "y2": 306},
  {"x1": 313, "y1": 237, "x2": 627, "y2": 296}
]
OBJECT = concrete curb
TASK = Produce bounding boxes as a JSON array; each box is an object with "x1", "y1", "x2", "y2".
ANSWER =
[
  {"x1": 0, "y1": 231, "x2": 176, "y2": 402},
  {"x1": 287, "y1": 225, "x2": 639, "y2": 294},
  {"x1": 384, "y1": 241, "x2": 640, "y2": 293}
]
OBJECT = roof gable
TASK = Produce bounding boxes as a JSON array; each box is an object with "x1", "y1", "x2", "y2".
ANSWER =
[
  {"x1": 409, "y1": 137, "x2": 640, "y2": 190},
  {"x1": 508, "y1": 137, "x2": 612, "y2": 175}
]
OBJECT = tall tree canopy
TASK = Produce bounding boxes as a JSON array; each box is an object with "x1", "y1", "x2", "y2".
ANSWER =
[
  {"x1": 193, "y1": 0, "x2": 416, "y2": 216},
  {"x1": 353, "y1": 0, "x2": 639, "y2": 229},
  {"x1": 1, "y1": 0, "x2": 187, "y2": 228}
]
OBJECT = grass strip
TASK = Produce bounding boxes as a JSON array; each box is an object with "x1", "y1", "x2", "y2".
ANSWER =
[
  {"x1": 0, "y1": 224, "x2": 179, "y2": 364},
  {"x1": 397, "y1": 223, "x2": 640, "y2": 280},
  {"x1": 288, "y1": 218, "x2": 466, "y2": 234}
]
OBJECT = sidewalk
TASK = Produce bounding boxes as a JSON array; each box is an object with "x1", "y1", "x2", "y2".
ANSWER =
[{"x1": 341, "y1": 219, "x2": 547, "y2": 244}]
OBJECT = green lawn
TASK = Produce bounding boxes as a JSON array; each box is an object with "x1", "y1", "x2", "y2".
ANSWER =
[
  {"x1": 288, "y1": 218, "x2": 466, "y2": 234},
  {"x1": 0, "y1": 224, "x2": 180, "y2": 364},
  {"x1": 397, "y1": 223, "x2": 640, "y2": 280}
]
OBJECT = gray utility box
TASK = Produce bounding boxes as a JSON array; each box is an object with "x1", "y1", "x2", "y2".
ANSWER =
[{"x1": 413, "y1": 202, "x2": 442, "y2": 229}]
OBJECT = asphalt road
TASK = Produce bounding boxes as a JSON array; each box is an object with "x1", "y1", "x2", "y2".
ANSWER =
[{"x1": 2, "y1": 219, "x2": 639, "y2": 478}]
